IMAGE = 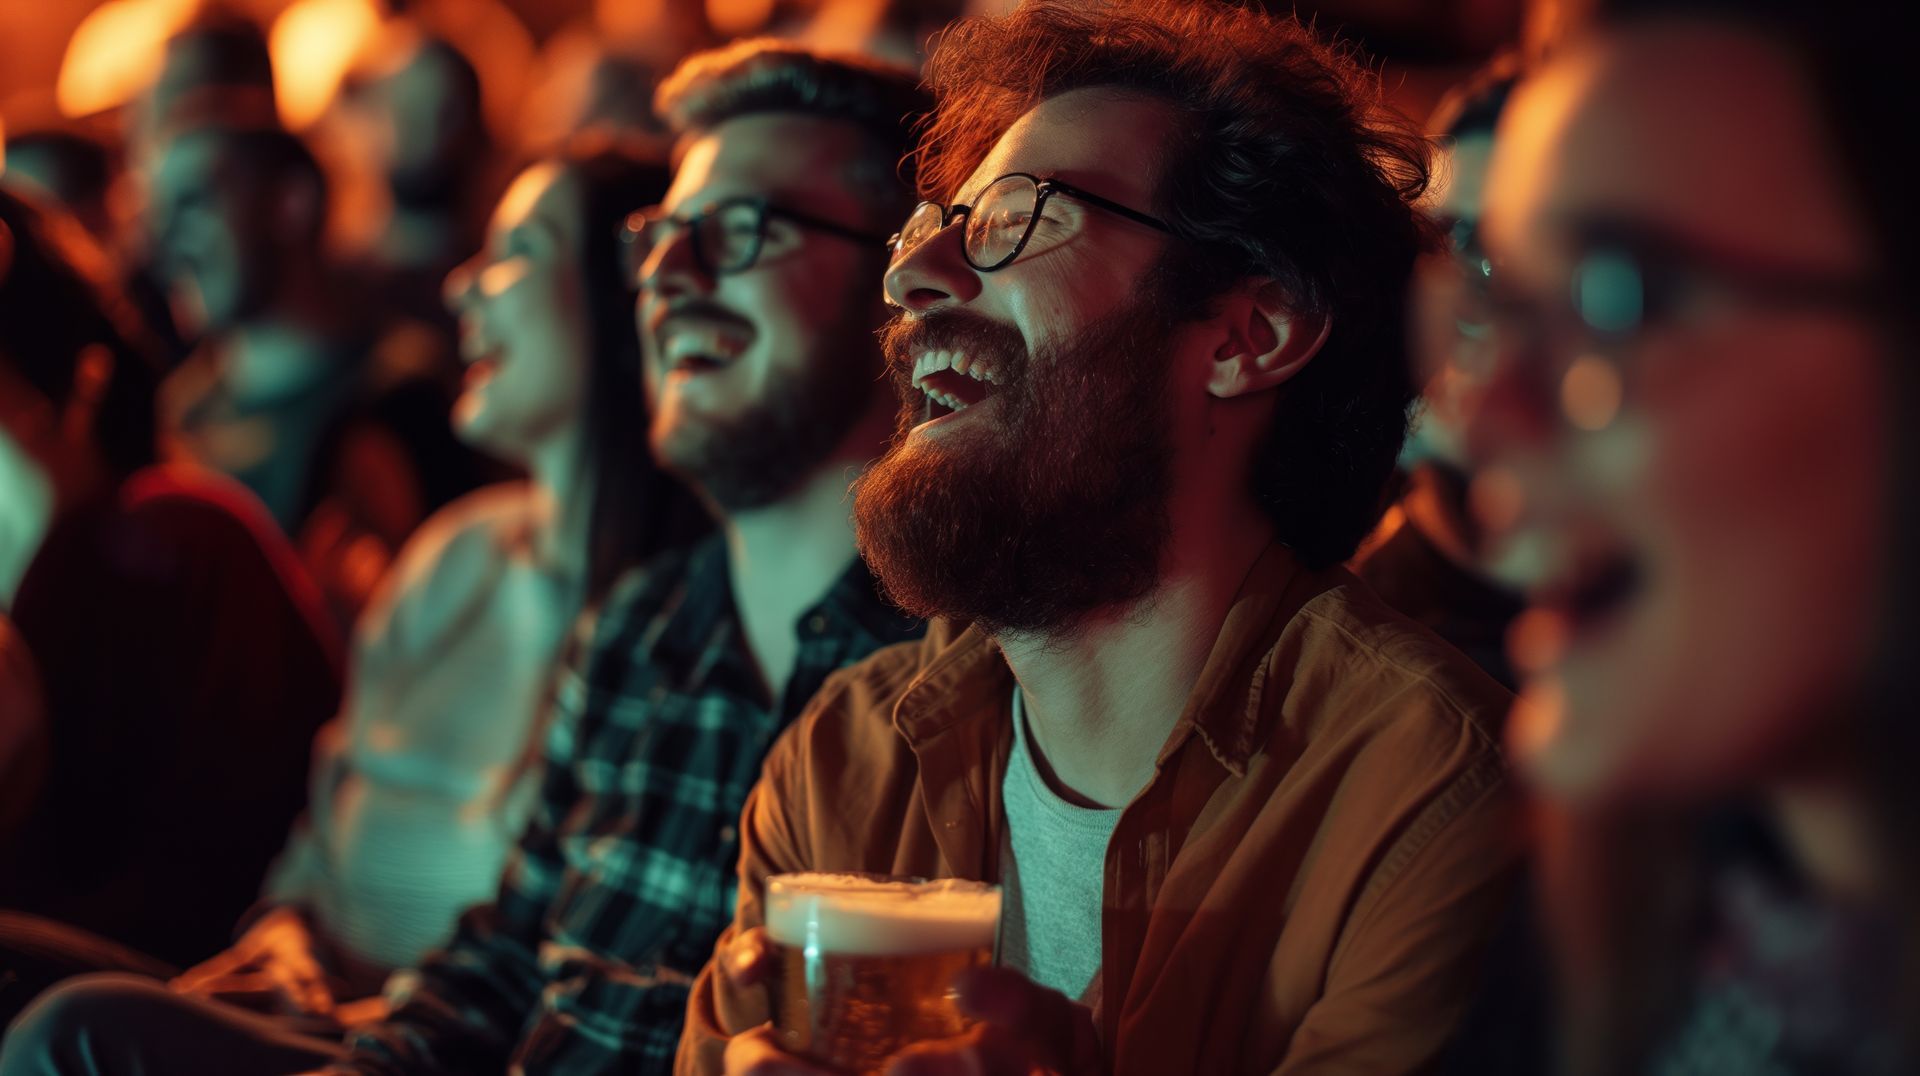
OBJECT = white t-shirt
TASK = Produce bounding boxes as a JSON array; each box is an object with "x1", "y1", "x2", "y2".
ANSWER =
[{"x1": 998, "y1": 686, "x2": 1124, "y2": 1002}]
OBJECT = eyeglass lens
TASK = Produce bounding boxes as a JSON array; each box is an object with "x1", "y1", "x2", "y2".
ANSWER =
[
  {"x1": 892, "y1": 174, "x2": 1044, "y2": 270},
  {"x1": 963, "y1": 174, "x2": 1040, "y2": 268},
  {"x1": 626, "y1": 202, "x2": 768, "y2": 281}
]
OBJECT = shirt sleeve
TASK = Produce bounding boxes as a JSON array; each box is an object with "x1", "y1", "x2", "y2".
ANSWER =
[
  {"x1": 325, "y1": 622, "x2": 593, "y2": 1075},
  {"x1": 675, "y1": 703, "x2": 815, "y2": 1076},
  {"x1": 256, "y1": 718, "x2": 348, "y2": 913},
  {"x1": 1269, "y1": 756, "x2": 1520, "y2": 1074},
  {"x1": 258, "y1": 518, "x2": 428, "y2": 918}
]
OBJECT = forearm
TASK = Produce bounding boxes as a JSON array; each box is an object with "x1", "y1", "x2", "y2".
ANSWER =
[{"x1": 328, "y1": 903, "x2": 546, "y2": 1074}]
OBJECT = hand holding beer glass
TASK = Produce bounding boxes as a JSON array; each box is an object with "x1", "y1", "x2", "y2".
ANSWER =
[{"x1": 761, "y1": 873, "x2": 1001, "y2": 1075}]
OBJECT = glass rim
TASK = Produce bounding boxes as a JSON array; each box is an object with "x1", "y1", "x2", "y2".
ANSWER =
[{"x1": 766, "y1": 871, "x2": 1000, "y2": 896}]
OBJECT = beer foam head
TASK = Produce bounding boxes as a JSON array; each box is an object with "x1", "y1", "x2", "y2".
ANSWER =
[{"x1": 764, "y1": 873, "x2": 1001, "y2": 956}]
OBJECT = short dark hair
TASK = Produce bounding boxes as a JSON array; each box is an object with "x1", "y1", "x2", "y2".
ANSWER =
[
  {"x1": 0, "y1": 190, "x2": 160, "y2": 475},
  {"x1": 152, "y1": 5, "x2": 277, "y2": 129},
  {"x1": 917, "y1": 0, "x2": 1437, "y2": 569},
  {"x1": 163, "y1": 5, "x2": 274, "y2": 95},
  {"x1": 654, "y1": 39, "x2": 929, "y2": 213}
]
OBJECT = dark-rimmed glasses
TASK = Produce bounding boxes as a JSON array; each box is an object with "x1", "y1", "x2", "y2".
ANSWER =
[
  {"x1": 1418, "y1": 214, "x2": 1890, "y2": 430},
  {"x1": 889, "y1": 172, "x2": 1174, "y2": 273},
  {"x1": 621, "y1": 197, "x2": 890, "y2": 282}
]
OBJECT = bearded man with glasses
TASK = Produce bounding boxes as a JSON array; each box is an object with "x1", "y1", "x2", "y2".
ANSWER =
[
  {"x1": 682, "y1": 3, "x2": 1521, "y2": 1074},
  {"x1": 321, "y1": 42, "x2": 923, "y2": 1075}
]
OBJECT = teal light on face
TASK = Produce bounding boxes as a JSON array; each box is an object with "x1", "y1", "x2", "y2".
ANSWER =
[{"x1": 1573, "y1": 250, "x2": 1644, "y2": 335}]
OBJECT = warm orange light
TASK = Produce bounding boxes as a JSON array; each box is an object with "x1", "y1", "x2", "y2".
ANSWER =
[
  {"x1": 55, "y1": 0, "x2": 197, "y2": 119},
  {"x1": 793, "y1": 0, "x2": 890, "y2": 55},
  {"x1": 1560, "y1": 355, "x2": 1623, "y2": 432},
  {"x1": 1468, "y1": 464, "x2": 1526, "y2": 535},
  {"x1": 705, "y1": 0, "x2": 777, "y2": 40},
  {"x1": 269, "y1": 0, "x2": 383, "y2": 130},
  {"x1": 1506, "y1": 607, "x2": 1571, "y2": 676},
  {"x1": 1506, "y1": 674, "x2": 1567, "y2": 765}
]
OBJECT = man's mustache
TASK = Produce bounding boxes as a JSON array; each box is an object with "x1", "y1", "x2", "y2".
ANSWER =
[
  {"x1": 654, "y1": 298, "x2": 754, "y2": 339},
  {"x1": 878, "y1": 310, "x2": 1029, "y2": 379}
]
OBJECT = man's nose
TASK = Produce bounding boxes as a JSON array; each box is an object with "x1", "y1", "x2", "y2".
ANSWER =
[
  {"x1": 884, "y1": 221, "x2": 980, "y2": 314},
  {"x1": 641, "y1": 224, "x2": 713, "y2": 302},
  {"x1": 442, "y1": 259, "x2": 477, "y2": 314}
]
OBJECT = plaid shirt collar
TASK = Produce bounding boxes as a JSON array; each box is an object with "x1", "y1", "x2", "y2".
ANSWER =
[{"x1": 668, "y1": 534, "x2": 922, "y2": 713}]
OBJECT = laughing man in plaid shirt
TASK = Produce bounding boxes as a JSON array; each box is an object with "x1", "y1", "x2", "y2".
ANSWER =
[{"x1": 328, "y1": 43, "x2": 930, "y2": 1074}]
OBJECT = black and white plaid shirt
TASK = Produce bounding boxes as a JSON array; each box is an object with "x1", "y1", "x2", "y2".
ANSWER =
[{"x1": 336, "y1": 535, "x2": 923, "y2": 1074}]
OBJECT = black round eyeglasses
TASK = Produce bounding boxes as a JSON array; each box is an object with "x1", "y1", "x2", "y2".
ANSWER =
[
  {"x1": 888, "y1": 172, "x2": 1173, "y2": 273},
  {"x1": 621, "y1": 197, "x2": 891, "y2": 282}
]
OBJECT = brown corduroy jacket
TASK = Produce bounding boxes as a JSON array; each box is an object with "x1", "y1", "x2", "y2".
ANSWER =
[{"x1": 678, "y1": 545, "x2": 1520, "y2": 1075}]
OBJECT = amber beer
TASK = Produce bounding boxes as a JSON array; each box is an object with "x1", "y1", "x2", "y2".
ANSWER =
[{"x1": 766, "y1": 873, "x2": 1001, "y2": 1075}]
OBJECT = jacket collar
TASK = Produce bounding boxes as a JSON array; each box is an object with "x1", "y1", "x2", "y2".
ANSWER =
[{"x1": 891, "y1": 543, "x2": 1326, "y2": 778}]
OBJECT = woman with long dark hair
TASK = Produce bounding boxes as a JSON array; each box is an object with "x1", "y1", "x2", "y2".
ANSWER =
[{"x1": 1461, "y1": 0, "x2": 1916, "y2": 1070}]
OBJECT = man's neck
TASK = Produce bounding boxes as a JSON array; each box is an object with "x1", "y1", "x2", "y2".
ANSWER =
[
  {"x1": 722, "y1": 461, "x2": 864, "y2": 705},
  {"x1": 999, "y1": 510, "x2": 1276, "y2": 809}
]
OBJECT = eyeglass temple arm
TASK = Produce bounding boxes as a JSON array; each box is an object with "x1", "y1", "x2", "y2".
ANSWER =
[
  {"x1": 770, "y1": 205, "x2": 893, "y2": 245},
  {"x1": 1041, "y1": 180, "x2": 1173, "y2": 235}
]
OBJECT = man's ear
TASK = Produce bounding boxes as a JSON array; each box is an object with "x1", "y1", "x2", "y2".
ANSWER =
[{"x1": 1205, "y1": 279, "x2": 1330, "y2": 400}]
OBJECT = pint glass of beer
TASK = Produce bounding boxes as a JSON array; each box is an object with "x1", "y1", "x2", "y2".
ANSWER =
[{"x1": 765, "y1": 872, "x2": 1001, "y2": 1075}]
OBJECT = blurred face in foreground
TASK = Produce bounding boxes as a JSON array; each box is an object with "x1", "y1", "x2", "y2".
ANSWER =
[
  {"x1": 445, "y1": 162, "x2": 593, "y2": 465},
  {"x1": 1470, "y1": 22, "x2": 1886, "y2": 805}
]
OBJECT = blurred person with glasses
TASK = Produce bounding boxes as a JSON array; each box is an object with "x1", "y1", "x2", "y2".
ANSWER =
[
  {"x1": 1357, "y1": 57, "x2": 1528, "y2": 692},
  {"x1": 682, "y1": 3, "x2": 1520, "y2": 1073},
  {"x1": 1455, "y1": 0, "x2": 1916, "y2": 1072}
]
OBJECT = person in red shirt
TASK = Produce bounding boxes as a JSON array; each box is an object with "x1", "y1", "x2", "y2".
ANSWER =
[{"x1": 0, "y1": 189, "x2": 341, "y2": 993}]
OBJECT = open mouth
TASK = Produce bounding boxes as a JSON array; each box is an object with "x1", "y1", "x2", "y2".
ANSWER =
[
  {"x1": 463, "y1": 355, "x2": 498, "y2": 389},
  {"x1": 657, "y1": 311, "x2": 754, "y2": 377},
  {"x1": 459, "y1": 333, "x2": 502, "y2": 389},
  {"x1": 1539, "y1": 548, "x2": 1644, "y2": 638},
  {"x1": 912, "y1": 348, "x2": 1005, "y2": 423}
]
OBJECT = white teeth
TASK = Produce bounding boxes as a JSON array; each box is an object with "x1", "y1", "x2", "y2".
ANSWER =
[
  {"x1": 910, "y1": 347, "x2": 1003, "y2": 387},
  {"x1": 663, "y1": 327, "x2": 746, "y2": 364},
  {"x1": 909, "y1": 346, "x2": 1004, "y2": 417},
  {"x1": 916, "y1": 385, "x2": 968, "y2": 412}
]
